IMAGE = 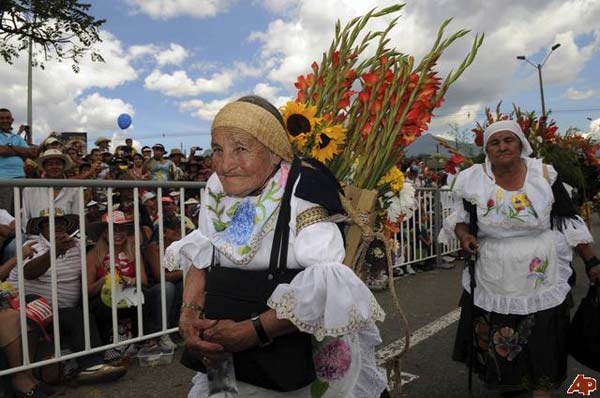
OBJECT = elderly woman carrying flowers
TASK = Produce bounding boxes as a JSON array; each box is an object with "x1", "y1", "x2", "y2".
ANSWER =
[
  {"x1": 166, "y1": 96, "x2": 387, "y2": 398},
  {"x1": 439, "y1": 120, "x2": 600, "y2": 397}
]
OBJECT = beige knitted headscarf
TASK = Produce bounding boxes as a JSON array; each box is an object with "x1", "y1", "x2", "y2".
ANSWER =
[{"x1": 212, "y1": 100, "x2": 293, "y2": 162}]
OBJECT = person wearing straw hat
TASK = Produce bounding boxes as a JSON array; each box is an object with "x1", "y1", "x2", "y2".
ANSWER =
[
  {"x1": 94, "y1": 137, "x2": 111, "y2": 152},
  {"x1": 169, "y1": 148, "x2": 185, "y2": 181},
  {"x1": 165, "y1": 96, "x2": 387, "y2": 398},
  {"x1": 438, "y1": 120, "x2": 600, "y2": 397},
  {"x1": 6, "y1": 208, "x2": 127, "y2": 385},
  {"x1": 21, "y1": 149, "x2": 80, "y2": 232}
]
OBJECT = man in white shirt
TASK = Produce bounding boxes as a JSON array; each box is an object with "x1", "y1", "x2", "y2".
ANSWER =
[
  {"x1": 22, "y1": 149, "x2": 80, "y2": 231},
  {"x1": 0, "y1": 207, "x2": 15, "y2": 259},
  {"x1": 8, "y1": 209, "x2": 126, "y2": 383}
]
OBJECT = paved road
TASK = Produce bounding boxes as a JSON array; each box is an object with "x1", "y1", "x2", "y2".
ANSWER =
[{"x1": 53, "y1": 218, "x2": 600, "y2": 398}]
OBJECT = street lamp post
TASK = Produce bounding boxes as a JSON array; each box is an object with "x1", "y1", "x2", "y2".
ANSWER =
[{"x1": 517, "y1": 43, "x2": 561, "y2": 117}]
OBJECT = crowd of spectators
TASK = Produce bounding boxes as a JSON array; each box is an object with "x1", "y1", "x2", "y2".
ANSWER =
[{"x1": 0, "y1": 108, "x2": 208, "y2": 397}]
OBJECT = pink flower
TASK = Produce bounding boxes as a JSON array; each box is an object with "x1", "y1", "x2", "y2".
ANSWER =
[
  {"x1": 278, "y1": 164, "x2": 290, "y2": 188},
  {"x1": 529, "y1": 257, "x2": 543, "y2": 273},
  {"x1": 313, "y1": 339, "x2": 352, "y2": 381}
]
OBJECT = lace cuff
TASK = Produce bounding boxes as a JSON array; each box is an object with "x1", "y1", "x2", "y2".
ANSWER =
[
  {"x1": 562, "y1": 216, "x2": 594, "y2": 247},
  {"x1": 164, "y1": 229, "x2": 212, "y2": 272},
  {"x1": 268, "y1": 262, "x2": 385, "y2": 341}
]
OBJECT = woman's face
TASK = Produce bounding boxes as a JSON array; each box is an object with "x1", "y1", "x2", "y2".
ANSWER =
[
  {"x1": 133, "y1": 156, "x2": 143, "y2": 167},
  {"x1": 105, "y1": 224, "x2": 132, "y2": 247},
  {"x1": 211, "y1": 128, "x2": 280, "y2": 196},
  {"x1": 486, "y1": 131, "x2": 522, "y2": 168}
]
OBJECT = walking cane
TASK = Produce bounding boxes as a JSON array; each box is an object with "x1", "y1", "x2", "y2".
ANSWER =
[{"x1": 466, "y1": 250, "x2": 476, "y2": 396}]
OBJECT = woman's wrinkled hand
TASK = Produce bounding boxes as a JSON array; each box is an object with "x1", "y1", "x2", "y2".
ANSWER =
[
  {"x1": 460, "y1": 233, "x2": 479, "y2": 255},
  {"x1": 179, "y1": 311, "x2": 226, "y2": 367},
  {"x1": 203, "y1": 319, "x2": 258, "y2": 353}
]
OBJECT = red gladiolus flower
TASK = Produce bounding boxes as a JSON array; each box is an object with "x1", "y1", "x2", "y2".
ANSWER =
[
  {"x1": 332, "y1": 51, "x2": 340, "y2": 67},
  {"x1": 345, "y1": 70, "x2": 357, "y2": 80},
  {"x1": 451, "y1": 154, "x2": 464, "y2": 165},
  {"x1": 379, "y1": 55, "x2": 389, "y2": 65},
  {"x1": 475, "y1": 131, "x2": 484, "y2": 146},
  {"x1": 296, "y1": 91, "x2": 305, "y2": 103},
  {"x1": 358, "y1": 90, "x2": 371, "y2": 103},
  {"x1": 361, "y1": 72, "x2": 379, "y2": 87},
  {"x1": 311, "y1": 61, "x2": 319, "y2": 73}
]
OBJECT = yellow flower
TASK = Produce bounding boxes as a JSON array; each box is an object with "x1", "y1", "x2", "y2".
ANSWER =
[
  {"x1": 281, "y1": 101, "x2": 320, "y2": 151},
  {"x1": 378, "y1": 166, "x2": 405, "y2": 192},
  {"x1": 512, "y1": 193, "x2": 531, "y2": 210},
  {"x1": 310, "y1": 123, "x2": 346, "y2": 163},
  {"x1": 104, "y1": 271, "x2": 121, "y2": 288}
]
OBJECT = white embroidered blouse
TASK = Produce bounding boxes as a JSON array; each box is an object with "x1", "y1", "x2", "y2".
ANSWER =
[
  {"x1": 438, "y1": 157, "x2": 593, "y2": 315},
  {"x1": 165, "y1": 163, "x2": 387, "y2": 398}
]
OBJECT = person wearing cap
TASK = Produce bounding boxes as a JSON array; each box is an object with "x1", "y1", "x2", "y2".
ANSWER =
[
  {"x1": 144, "y1": 144, "x2": 174, "y2": 181},
  {"x1": 94, "y1": 137, "x2": 111, "y2": 152},
  {"x1": 41, "y1": 136, "x2": 63, "y2": 152},
  {"x1": 438, "y1": 120, "x2": 600, "y2": 397},
  {"x1": 0, "y1": 108, "x2": 39, "y2": 215},
  {"x1": 142, "y1": 191, "x2": 158, "y2": 222},
  {"x1": 7, "y1": 208, "x2": 127, "y2": 385},
  {"x1": 166, "y1": 95, "x2": 387, "y2": 397},
  {"x1": 86, "y1": 211, "x2": 148, "y2": 351},
  {"x1": 184, "y1": 197, "x2": 200, "y2": 227},
  {"x1": 22, "y1": 149, "x2": 80, "y2": 231},
  {"x1": 141, "y1": 146, "x2": 152, "y2": 160}
]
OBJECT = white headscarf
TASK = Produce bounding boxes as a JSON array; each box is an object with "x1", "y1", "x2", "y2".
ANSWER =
[{"x1": 483, "y1": 119, "x2": 532, "y2": 157}]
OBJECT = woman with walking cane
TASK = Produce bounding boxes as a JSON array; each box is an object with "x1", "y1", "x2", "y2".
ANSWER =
[{"x1": 438, "y1": 120, "x2": 600, "y2": 398}]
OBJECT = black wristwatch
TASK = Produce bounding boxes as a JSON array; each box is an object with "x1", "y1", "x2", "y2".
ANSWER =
[{"x1": 251, "y1": 315, "x2": 273, "y2": 347}]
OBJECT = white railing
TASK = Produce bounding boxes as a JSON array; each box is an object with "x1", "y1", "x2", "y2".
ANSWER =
[
  {"x1": 0, "y1": 178, "x2": 205, "y2": 377},
  {"x1": 0, "y1": 179, "x2": 458, "y2": 377}
]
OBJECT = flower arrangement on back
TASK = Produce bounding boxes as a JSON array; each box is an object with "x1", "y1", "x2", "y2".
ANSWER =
[{"x1": 280, "y1": 4, "x2": 484, "y2": 192}]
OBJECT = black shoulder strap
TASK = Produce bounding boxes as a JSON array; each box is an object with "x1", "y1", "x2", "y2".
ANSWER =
[
  {"x1": 462, "y1": 199, "x2": 478, "y2": 238},
  {"x1": 268, "y1": 157, "x2": 302, "y2": 275},
  {"x1": 550, "y1": 175, "x2": 579, "y2": 231}
]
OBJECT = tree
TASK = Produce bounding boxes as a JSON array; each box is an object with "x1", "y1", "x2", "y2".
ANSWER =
[
  {"x1": 446, "y1": 122, "x2": 477, "y2": 156},
  {"x1": 0, "y1": 0, "x2": 105, "y2": 72}
]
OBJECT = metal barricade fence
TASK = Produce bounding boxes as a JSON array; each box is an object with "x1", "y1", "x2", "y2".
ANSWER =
[
  {"x1": 0, "y1": 178, "x2": 205, "y2": 377},
  {"x1": 392, "y1": 188, "x2": 460, "y2": 269},
  {"x1": 0, "y1": 180, "x2": 458, "y2": 377}
]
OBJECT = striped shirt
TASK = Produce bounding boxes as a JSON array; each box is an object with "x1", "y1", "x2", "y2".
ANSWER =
[{"x1": 8, "y1": 236, "x2": 82, "y2": 308}]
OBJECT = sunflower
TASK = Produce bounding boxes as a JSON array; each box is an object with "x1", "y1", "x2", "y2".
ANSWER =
[
  {"x1": 310, "y1": 123, "x2": 346, "y2": 163},
  {"x1": 378, "y1": 166, "x2": 404, "y2": 193},
  {"x1": 281, "y1": 101, "x2": 319, "y2": 151}
]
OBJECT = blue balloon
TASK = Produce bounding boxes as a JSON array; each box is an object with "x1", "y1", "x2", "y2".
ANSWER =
[{"x1": 117, "y1": 113, "x2": 132, "y2": 130}]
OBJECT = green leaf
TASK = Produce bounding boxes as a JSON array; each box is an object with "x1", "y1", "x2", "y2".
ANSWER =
[
  {"x1": 310, "y1": 379, "x2": 330, "y2": 398},
  {"x1": 239, "y1": 245, "x2": 251, "y2": 255},
  {"x1": 226, "y1": 202, "x2": 240, "y2": 217},
  {"x1": 213, "y1": 220, "x2": 229, "y2": 232}
]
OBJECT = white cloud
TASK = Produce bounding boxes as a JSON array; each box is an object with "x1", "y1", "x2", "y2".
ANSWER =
[
  {"x1": 0, "y1": 31, "x2": 138, "y2": 143},
  {"x1": 144, "y1": 69, "x2": 234, "y2": 97},
  {"x1": 253, "y1": 83, "x2": 289, "y2": 107},
  {"x1": 249, "y1": 0, "x2": 600, "y2": 129},
  {"x1": 155, "y1": 43, "x2": 188, "y2": 66},
  {"x1": 129, "y1": 42, "x2": 189, "y2": 66},
  {"x1": 77, "y1": 93, "x2": 135, "y2": 134},
  {"x1": 179, "y1": 97, "x2": 236, "y2": 120},
  {"x1": 125, "y1": 0, "x2": 237, "y2": 19},
  {"x1": 260, "y1": 0, "x2": 299, "y2": 14},
  {"x1": 565, "y1": 87, "x2": 598, "y2": 100}
]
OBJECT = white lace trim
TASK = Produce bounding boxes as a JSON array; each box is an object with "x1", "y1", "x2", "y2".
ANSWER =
[
  {"x1": 268, "y1": 292, "x2": 385, "y2": 342},
  {"x1": 562, "y1": 216, "x2": 594, "y2": 247},
  {"x1": 351, "y1": 325, "x2": 387, "y2": 398}
]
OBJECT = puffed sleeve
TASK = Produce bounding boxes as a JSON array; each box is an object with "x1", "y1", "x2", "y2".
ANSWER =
[
  {"x1": 438, "y1": 171, "x2": 469, "y2": 244},
  {"x1": 164, "y1": 181, "x2": 215, "y2": 272},
  {"x1": 561, "y1": 216, "x2": 594, "y2": 247},
  {"x1": 164, "y1": 229, "x2": 212, "y2": 272},
  {"x1": 267, "y1": 217, "x2": 385, "y2": 342}
]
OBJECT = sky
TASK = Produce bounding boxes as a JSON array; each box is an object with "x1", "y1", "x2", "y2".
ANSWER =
[{"x1": 2, "y1": 0, "x2": 600, "y2": 154}]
